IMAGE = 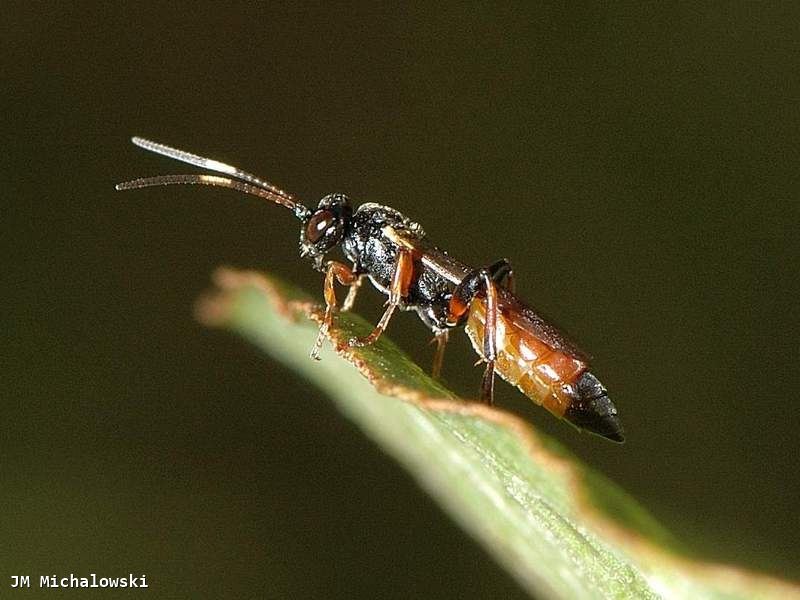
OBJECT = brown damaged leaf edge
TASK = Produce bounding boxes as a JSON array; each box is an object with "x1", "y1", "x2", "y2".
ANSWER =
[{"x1": 197, "y1": 267, "x2": 800, "y2": 599}]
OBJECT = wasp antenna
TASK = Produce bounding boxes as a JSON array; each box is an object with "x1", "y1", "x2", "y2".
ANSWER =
[
  {"x1": 129, "y1": 137, "x2": 297, "y2": 202},
  {"x1": 115, "y1": 174, "x2": 310, "y2": 218}
]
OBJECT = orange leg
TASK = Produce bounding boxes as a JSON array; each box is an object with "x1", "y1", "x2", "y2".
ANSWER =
[
  {"x1": 449, "y1": 267, "x2": 500, "y2": 405},
  {"x1": 479, "y1": 274, "x2": 499, "y2": 404},
  {"x1": 430, "y1": 330, "x2": 449, "y2": 379},
  {"x1": 341, "y1": 273, "x2": 364, "y2": 312},
  {"x1": 349, "y1": 248, "x2": 414, "y2": 347},
  {"x1": 311, "y1": 261, "x2": 358, "y2": 360}
]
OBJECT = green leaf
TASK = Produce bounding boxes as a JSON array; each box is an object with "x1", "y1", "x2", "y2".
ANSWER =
[{"x1": 197, "y1": 267, "x2": 799, "y2": 600}]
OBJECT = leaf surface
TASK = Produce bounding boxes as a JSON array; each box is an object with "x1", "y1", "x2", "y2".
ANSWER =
[{"x1": 197, "y1": 268, "x2": 799, "y2": 600}]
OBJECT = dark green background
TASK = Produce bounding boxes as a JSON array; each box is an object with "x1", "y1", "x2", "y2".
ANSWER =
[{"x1": 5, "y1": 4, "x2": 799, "y2": 598}]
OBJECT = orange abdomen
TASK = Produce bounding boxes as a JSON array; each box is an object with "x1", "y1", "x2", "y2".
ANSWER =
[{"x1": 465, "y1": 300, "x2": 587, "y2": 418}]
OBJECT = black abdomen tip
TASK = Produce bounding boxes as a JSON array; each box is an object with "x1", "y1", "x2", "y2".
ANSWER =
[{"x1": 564, "y1": 372, "x2": 625, "y2": 443}]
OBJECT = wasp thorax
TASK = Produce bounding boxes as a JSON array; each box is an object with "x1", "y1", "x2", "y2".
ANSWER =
[{"x1": 299, "y1": 193, "x2": 353, "y2": 263}]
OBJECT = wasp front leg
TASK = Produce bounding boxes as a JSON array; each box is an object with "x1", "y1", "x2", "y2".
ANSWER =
[
  {"x1": 448, "y1": 266, "x2": 500, "y2": 405},
  {"x1": 349, "y1": 248, "x2": 414, "y2": 347},
  {"x1": 311, "y1": 261, "x2": 358, "y2": 360}
]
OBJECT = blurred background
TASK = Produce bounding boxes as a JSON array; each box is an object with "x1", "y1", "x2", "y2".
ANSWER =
[{"x1": 4, "y1": 4, "x2": 799, "y2": 598}]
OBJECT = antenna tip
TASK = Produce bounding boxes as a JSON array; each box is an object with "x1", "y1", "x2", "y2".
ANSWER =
[{"x1": 115, "y1": 180, "x2": 137, "y2": 191}]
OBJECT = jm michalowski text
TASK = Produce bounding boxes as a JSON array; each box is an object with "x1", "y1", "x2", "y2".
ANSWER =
[{"x1": 11, "y1": 573, "x2": 148, "y2": 588}]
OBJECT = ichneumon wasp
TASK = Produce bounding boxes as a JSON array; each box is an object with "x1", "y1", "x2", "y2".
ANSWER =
[{"x1": 117, "y1": 137, "x2": 624, "y2": 442}]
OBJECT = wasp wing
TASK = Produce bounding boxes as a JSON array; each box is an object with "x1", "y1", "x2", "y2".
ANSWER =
[
  {"x1": 496, "y1": 288, "x2": 590, "y2": 361},
  {"x1": 386, "y1": 227, "x2": 590, "y2": 361}
]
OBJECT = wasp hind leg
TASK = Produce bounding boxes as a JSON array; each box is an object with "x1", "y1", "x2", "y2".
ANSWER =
[
  {"x1": 430, "y1": 330, "x2": 449, "y2": 379},
  {"x1": 427, "y1": 257, "x2": 509, "y2": 381},
  {"x1": 311, "y1": 261, "x2": 358, "y2": 360},
  {"x1": 349, "y1": 247, "x2": 414, "y2": 348},
  {"x1": 448, "y1": 265, "x2": 501, "y2": 405},
  {"x1": 486, "y1": 258, "x2": 515, "y2": 292}
]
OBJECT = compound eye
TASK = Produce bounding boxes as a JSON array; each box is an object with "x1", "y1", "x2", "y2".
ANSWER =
[{"x1": 305, "y1": 210, "x2": 335, "y2": 243}]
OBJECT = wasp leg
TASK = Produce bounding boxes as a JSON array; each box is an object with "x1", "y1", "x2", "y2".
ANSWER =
[
  {"x1": 311, "y1": 261, "x2": 358, "y2": 360},
  {"x1": 448, "y1": 267, "x2": 500, "y2": 405},
  {"x1": 349, "y1": 247, "x2": 414, "y2": 347},
  {"x1": 341, "y1": 273, "x2": 365, "y2": 312},
  {"x1": 430, "y1": 330, "x2": 449, "y2": 379},
  {"x1": 486, "y1": 258, "x2": 515, "y2": 293}
]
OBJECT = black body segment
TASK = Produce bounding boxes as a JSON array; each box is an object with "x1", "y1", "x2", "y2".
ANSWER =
[
  {"x1": 564, "y1": 372, "x2": 624, "y2": 442},
  {"x1": 342, "y1": 204, "x2": 454, "y2": 332}
]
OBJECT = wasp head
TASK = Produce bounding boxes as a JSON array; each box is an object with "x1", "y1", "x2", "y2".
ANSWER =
[{"x1": 299, "y1": 193, "x2": 353, "y2": 269}]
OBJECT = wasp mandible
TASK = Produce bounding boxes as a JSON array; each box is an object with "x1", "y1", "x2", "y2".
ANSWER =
[{"x1": 117, "y1": 138, "x2": 624, "y2": 442}]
